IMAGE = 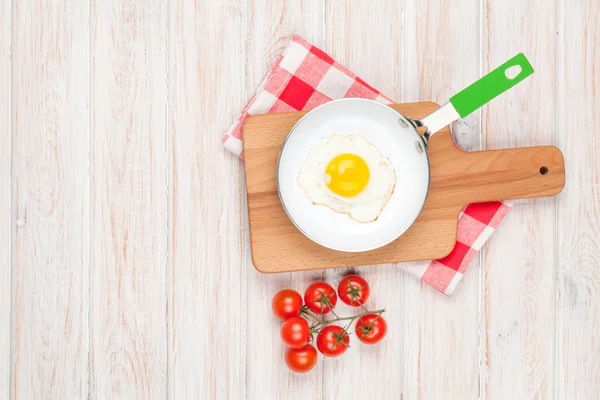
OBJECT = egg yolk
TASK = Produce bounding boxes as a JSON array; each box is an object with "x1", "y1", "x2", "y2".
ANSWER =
[{"x1": 325, "y1": 153, "x2": 370, "y2": 197}]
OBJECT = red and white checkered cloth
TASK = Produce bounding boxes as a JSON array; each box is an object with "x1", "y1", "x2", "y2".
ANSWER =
[{"x1": 223, "y1": 35, "x2": 510, "y2": 296}]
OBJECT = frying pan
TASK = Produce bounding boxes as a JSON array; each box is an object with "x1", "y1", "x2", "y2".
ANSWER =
[{"x1": 277, "y1": 53, "x2": 534, "y2": 252}]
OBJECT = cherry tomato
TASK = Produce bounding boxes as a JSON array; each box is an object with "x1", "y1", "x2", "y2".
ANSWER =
[
  {"x1": 316, "y1": 325, "x2": 349, "y2": 357},
  {"x1": 280, "y1": 316, "x2": 310, "y2": 349},
  {"x1": 272, "y1": 289, "x2": 303, "y2": 320},
  {"x1": 355, "y1": 314, "x2": 387, "y2": 345},
  {"x1": 337, "y1": 275, "x2": 370, "y2": 307},
  {"x1": 285, "y1": 344, "x2": 318, "y2": 373},
  {"x1": 304, "y1": 282, "x2": 337, "y2": 315}
]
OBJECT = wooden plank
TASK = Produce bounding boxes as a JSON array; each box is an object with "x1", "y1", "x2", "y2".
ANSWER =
[
  {"x1": 482, "y1": 0, "x2": 558, "y2": 398},
  {"x1": 0, "y1": 0, "x2": 10, "y2": 397},
  {"x1": 556, "y1": 0, "x2": 600, "y2": 397},
  {"x1": 244, "y1": 2, "x2": 325, "y2": 398},
  {"x1": 397, "y1": 0, "x2": 484, "y2": 398},
  {"x1": 167, "y1": 0, "x2": 247, "y2": 398},
  {"x1": 12, "y1": 1, "x2": 89, "y2": 398},
  {"x1": 318, "y1": 0, "x2": 406, "y2": 376},
  {"x1": 90, "y1": 1, "x2": 167, "y2": 397},
  {"x1": 325, "y1": 1, "x2": 481, "y2": 398}
]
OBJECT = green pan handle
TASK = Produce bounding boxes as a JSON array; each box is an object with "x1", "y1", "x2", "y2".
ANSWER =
[{"x1": 449, "y1": 53, "x2": 534, "y2": 118}]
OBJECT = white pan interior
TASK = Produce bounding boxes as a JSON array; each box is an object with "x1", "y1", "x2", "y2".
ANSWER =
[{"x1": 277, "y1": 99, "x2": 430, "y2": 252}]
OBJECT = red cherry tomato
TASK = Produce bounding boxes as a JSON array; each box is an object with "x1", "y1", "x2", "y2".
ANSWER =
[
  {"x1": 285, "y1": 344, "x2": 318, "y2": 373},
  {"x1": 337, "y1": 275, "x2": 370, "y2": 307},
  {"x1": 355, "y1": 314, "x2": 387, "y2": 345},
  {"x1": 280, "y1": 316, "x2": 310, "y2": 349},
  {"x1": 304, "y1": 282, "x2": 337, "y2": 315},
  {"x1": 272, "y1": 289, "x2": 303, "y2": 320},
  {"x1": 316, "y1": 325, "x2": 349, "y2": 357}
]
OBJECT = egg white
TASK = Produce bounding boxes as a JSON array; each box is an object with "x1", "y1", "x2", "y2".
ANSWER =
[{"x1": 296, "y1": 134, "x2": 397, "y2": 223}]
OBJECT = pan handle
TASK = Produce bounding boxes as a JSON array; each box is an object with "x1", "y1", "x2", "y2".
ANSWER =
[
  {"x1": 415, "y1": 53, "x2": 534, "y2": 141},
  {"x1": 450, "y1": 53, "x2": 534, "y2": 118}
]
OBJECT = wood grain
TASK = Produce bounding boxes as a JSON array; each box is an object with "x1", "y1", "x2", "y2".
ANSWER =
[
  {"x1": 325, "y1": 3, "x2": 404, "y2": 397},
  {"x1": 398, "y1": 0, "x2": 486, "y2": 397},
  {"x1": 556, "y1": 0, "x2": 600, "y2": 397},
  {"x1": 12, "y1": 1, "x2": 89, "y2": 398},
  {"x1": 482, "y1": 0, "x2": 559, "y2": 398},
  {"x1": 168, "y1": 0, "x2": 247, "y2": 397},
  {"x1": 243, "y1": 103, "x2": 564, "y2": 272},
  {"x1": 244, "y1": 1, "x2": 326, "y2": 399},
  {"x1": 0, "y1": 0, "x2": 10, "y2": 397},
  {"x1": 90, "y1": 0, "x2": 167, "y2": 397}
]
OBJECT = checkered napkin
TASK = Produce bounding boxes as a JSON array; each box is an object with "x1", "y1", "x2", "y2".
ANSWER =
[{"x1": 223, "y1": 35, "x2": 510, "y2": 296}]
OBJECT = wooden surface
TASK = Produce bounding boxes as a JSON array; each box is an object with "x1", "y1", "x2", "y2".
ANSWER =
[
  {"x1": 169, "y1": 0, "x2": 247, "y2": 397},
  {"x1": 1, "y1": 0, "x2": 599, "y2": 399},
  {"x1": 243, "y1": 102, "x2": 565, "y2": 272},
  {"x1": 1, "y1": 0, "x2": 10, "y2": 395},
  {"x1": 12, "y1": 1, "x2": 89, "y2": 398},
  {"x1": 483, "y1": 1, "x2": 559, "y2": 397},
  {"x1": 91, "y1": 1, "x2": 168, "y2": 397}
]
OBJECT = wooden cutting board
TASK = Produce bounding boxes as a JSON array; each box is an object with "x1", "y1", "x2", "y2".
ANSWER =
[{"x1": 242, "y1": 102, "x2": 565, "y2": 273}]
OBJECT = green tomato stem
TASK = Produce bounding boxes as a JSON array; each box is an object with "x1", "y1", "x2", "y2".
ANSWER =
[
  {"x1": 301, "y1": 307, "x2": 323, "y2": 323},
  {"x1": 314, "y1": 308, "x2": 385, "y2": 331}
]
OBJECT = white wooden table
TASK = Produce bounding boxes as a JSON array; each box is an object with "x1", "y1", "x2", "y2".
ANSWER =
[{"x1": 1, "y1": 0, "x2": 599, "y2": 398}]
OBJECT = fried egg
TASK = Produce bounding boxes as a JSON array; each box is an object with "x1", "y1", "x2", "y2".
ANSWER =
[{"x1": 297, "y1": 134, "x2": 396, "y2": 223}]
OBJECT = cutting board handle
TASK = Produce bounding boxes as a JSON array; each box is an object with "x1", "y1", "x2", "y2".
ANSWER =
[{"x1": 446, "y1": 145, "x2": 565, "y2": 205}]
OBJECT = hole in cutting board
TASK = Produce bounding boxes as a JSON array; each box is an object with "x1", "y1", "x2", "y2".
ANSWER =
[
  {"x1": 539, "y1": 166, "x2": 549, "y2": 175},
  {"x1": 505, "y1": 65, "x2": 522, "y2": 79}
]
